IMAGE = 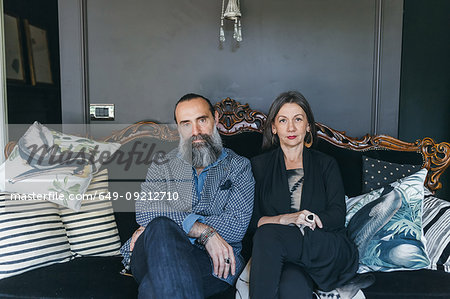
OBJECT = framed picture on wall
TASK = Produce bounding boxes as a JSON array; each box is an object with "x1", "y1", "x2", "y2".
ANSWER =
[
  {"x1": 24, "y1": 19, "x2": 53, "y2": 85},
  {"x1": 4, "y1": 14, "x2": 25, "y2": 82}
]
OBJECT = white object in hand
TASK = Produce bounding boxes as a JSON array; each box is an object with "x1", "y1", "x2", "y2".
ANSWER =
[{"x1": 306, "y1": 213, "x2": 315, "y2": 223}]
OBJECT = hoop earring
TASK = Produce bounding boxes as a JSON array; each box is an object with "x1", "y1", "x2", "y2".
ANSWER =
[{"x1": 304, "y1": 131, "x2": 313, "y2": 148}]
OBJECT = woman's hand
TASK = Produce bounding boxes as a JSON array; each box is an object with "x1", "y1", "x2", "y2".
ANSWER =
[
  {"x1": 278, "y1": 212, "x2": 303, "y2": 225},
  {"x1": 280, "y1": 210, "x2": 323, "y2": 230},
  {"x1": 257, "y1": 210, "x2": 323, "y2": 229},
  {"x1": 130, "y1": 226, "x2": 145, "y2": 251}
]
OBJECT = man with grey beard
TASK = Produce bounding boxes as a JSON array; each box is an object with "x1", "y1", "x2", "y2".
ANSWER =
[
  {"x1": 120, "y1": 94, "x2": 255, "y2": 299},
  {"x1": 178, "y1": 121, "x2": 223, "y2": 170}
]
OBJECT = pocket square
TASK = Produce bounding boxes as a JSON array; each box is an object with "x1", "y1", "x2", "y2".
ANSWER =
[{"x1": 220, "y1": 179, "x2": 232, "y2": 190}]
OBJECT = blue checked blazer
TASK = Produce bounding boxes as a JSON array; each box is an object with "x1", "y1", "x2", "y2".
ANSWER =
[{"x1": 120, "y1": 148, "x2": 255, "y2": 285}]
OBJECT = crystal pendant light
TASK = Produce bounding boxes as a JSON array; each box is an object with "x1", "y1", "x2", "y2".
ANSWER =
[
  {"x1": 219, "y1": 0, "x2": 226, "y2": 42},
  {"x1": 220, "y1": 0, "x2": 242, "y2": 43}
]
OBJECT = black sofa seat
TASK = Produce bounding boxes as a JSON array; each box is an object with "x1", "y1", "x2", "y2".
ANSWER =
[
  {"x1": 0, "y1": 254, "x2": 237, "y2": 299},
  {"x1": 0, "y1": 257, "x2": 138, "y2": 299},
  {"x1": 364, "y1": 269, "x2": 450, "y2": 299}
]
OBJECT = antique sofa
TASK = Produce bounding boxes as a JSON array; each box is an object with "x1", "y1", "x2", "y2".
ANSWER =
[{"x1": 0, "y1": 98, "x2": 449, "y2": 299}]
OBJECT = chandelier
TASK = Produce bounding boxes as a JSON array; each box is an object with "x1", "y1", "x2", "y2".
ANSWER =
[{"x1": 220, "y1": 0, "x2": 242, "y2": 42}]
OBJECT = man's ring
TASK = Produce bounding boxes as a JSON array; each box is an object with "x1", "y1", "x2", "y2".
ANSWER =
[
  {"x1": 224, "y1": 258, "x2": 230, "y2": 264},
  {"x1": 306, "y1": 213, "x2": 315, "y2": 223}
]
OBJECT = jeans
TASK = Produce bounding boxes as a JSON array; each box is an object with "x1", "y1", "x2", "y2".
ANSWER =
[{"x1": 130, "y1": 216, "x2": 230, "y2": 299}]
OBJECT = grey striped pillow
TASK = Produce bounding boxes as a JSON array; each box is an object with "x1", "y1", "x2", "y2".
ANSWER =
[
  {"x1": 0, "y1": 195, "x2": 72, "y2": 280},
  {"x1": 423, "y1": 195, "x2": 450, "y2": 272},
  {"x1": 59, "y1": 169, "x2": 121, "y2": 257}
]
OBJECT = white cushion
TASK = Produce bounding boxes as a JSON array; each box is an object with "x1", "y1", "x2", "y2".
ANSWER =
[
  {"x1": 0, "y1": 194, "x2": 72, "y2": 280},
  {"x1": 59, "y1": 170, "x2": 121, "y2": 257}
]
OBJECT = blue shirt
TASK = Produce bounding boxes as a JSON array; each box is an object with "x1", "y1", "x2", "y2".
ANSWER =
[
  {"x1": 182, "y1": 150, "x2": 228, "y2": 242},
  {"x1": 120, "y1": 147, "x2": 254, "y2": 285}
]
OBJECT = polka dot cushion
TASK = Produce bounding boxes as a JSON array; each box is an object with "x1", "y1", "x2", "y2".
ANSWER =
[{"x1": 362, "y1": 156, "x2": 422, "y2": 193}]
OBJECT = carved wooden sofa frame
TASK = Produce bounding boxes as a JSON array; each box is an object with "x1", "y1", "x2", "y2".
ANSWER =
[{"x1": 8, "y1": 97, "x2": 445, "y2": 193}]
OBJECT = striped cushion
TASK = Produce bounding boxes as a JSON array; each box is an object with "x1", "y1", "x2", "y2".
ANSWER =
[
  {"x1": 59, "y1": 169, "x2": 121, "y2": 257},
  {"x1": 0, "y1": 194, "x2": 72, "y2": 280},
  {"x1": 423, "y1": 195, "x2": 450, "y2": 272}
]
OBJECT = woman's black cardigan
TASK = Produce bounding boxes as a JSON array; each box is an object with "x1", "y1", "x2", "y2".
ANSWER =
[{"x1": 249, "y1": 147, "x2": 347, "y2": 234}]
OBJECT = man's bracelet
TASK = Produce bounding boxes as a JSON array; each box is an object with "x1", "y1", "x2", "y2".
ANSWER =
[{"x1": 198, "y1": 226, "x2": 216, "y2": 245}]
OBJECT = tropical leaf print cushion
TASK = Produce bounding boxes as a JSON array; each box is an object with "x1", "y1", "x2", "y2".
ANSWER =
[{"x1": 346, "y1": 168, "x2": 430, "y2": 272}]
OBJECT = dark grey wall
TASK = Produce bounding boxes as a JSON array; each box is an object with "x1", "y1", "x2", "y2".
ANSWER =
[
  {"x1": 59, "y1": 0, "x2": 403, "y2": 138},
  {"x1": 399, "y1": 0, "x2": 450, "y2": 199},
  {"x1": 399, "y1": 0, "x2": 450, "y2": 143},
  {"x1": 59, "y1": 0, "x2": 87, "y2": 124}
]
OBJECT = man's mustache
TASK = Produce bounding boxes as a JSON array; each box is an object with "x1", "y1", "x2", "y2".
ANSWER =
[{"x1": 190, "y1": 134, "x2": 210, "y2": 146}]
